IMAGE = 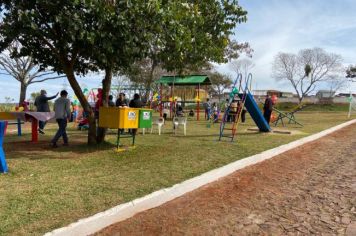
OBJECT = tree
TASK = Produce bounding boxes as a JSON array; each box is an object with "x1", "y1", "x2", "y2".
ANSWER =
[
  {"x1": 209, "y1": 72, "x2": 233, "y2": 102},
  {"x1": 346, "y1": 65, "x2": 356, "y2": 81},
  {"x1": 0, "y1": 43, "x2": 64, "y2": 104},
  {"x1": 229, "y1": 58, "x2": 255, "y2": 79},
  {"x1": 0, "y1": 0, "x2": 160, "y2": 144},
  {"x1": 1, "y1": 0, "x2": 249, "y2": 144},
  {"x1": 325, "y1": 76, "x2": 348, "y2": 97},
  {"x1": 30, "y1": 92, "x2": 40, "y2": 103},
  {"x1": 123, "y1": 1, "x2": 249, "y2": 101},
  {"x1": 272, "y1": 48, "x2": 343, "y2": 103}
]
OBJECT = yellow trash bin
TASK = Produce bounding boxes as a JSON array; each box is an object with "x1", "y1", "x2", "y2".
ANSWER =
[
  {"x1": 99, "y1": 107, "x2": 120, "y2": 129},
  {"x1": 99, "y1": 107, "x2": 139, "y2": 129},
  {"x1": 118, "y1": 107, "x2": 139, "y2": 129}
]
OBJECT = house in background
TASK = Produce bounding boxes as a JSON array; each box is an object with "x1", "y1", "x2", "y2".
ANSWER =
[
  {"x1": 252, "y1": 90, "x2": 295, "y2": 98},
  {"x1": 316, "y1": 90, "x2": 335, "y2": 104},
  {"x1": 316, "y1": 90, "x2": 335, "y2": 99},
  {"x1": 336, "y1": 93, "x2": 356, "y2": 97}
]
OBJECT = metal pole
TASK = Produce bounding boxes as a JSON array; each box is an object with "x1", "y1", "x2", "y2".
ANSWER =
[
  {"x1": 197, "y1": 84, "x2": 200, "y2": 121},
  {"x1": 160, "y1": 83, "x2": 163, "y2": 117},
  {"x1": 348, "y1": 91, "x2": 352, "y2": 118}
]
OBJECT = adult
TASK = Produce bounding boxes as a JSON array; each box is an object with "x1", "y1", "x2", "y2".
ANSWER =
[
  {"x1": 129, "y1": 94, "x2": 143, "y2": 135},
  {"x1": 95, "y1": 88, "x2": 103, "y2": 119},
  {"x1": 108, "y1": 95, "x2": 115, "y2": 107},
  {"x1": 204, "y1": 98, "x2": 211, "y2": 120},
  {"x1": 263, "y1": 94, "x2": 273, "y2": 124},
  {"x1": 238, "y1": 101, "x2": 247, "y2": 123},
  {"x1": 34, "y1": 90, "x2": 58, "y2": 134},
  {"x1": 129, "y1": 93, "x2": 143, "y2": 108},
  {"x1": 116, "y1": 93, "x2": 128, "y2": 107},
  {"x1": 51, "y1": 90, "x2": 71, "y2": 148}
]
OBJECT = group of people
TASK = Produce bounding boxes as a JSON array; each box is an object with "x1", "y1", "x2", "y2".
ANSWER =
[
  {"x1": 34, "y1": 89, "x2": 144, "y2": 148},
  {"x1": 34, "y1": 89, "x2": 71, "y2": 148},
  {"x1": 203, "y1": 94, "x2": 274, "y2": 125},
  {"x1": 203, "y1": 98, "x2": 220, "y2": 122}
]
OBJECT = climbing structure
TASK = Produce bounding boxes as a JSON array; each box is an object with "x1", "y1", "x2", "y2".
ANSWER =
[
  {"x1": 219, "y1": 73, "x2": 271, "y2": 142},
  {"x1": 219, "y1": 74, "x2": 245, "y2": 141}
]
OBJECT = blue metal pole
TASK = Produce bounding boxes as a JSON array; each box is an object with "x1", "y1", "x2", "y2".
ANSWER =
[
  {"x1": 17, "y1": 118, "x2": 22, "y2": 136},
  {"x1": 0, "y1": 121, "x2": 8, "y2": 173}
]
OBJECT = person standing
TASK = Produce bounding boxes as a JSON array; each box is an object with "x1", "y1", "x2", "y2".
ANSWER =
[
  {"x1": 115, "y1": 93, "x2": 128, "y2": 107},
  {"x1": 129, "y1": 93, "x2": 143, "y2": 108},
  {"x1": 129, "y1": 94, "x2": 143, "y2": 135},
  {"x1": 34, "y1": 90, "x2": 58, "y2": 134},
  {"x1": 51, "y1": 90, "x2": 71, "y2": 148},
  {"x1": 263, "y1": 94, "x2": 273, "y2": 124},
  {"x1": 204, "y1": 98, "x2": 211, "y2": 120},
  {"x1": 108, "y1": 95, "x2": 115, "y2": 107}
]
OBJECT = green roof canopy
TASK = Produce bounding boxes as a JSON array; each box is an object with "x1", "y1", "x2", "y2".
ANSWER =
[{"x1": 156, "y1": 75, "x2": 211, "y2": 86}]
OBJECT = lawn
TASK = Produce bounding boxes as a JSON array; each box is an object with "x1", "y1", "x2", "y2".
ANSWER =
[{"x1": 0, "y1": 111, "x2": 354, "y2": 235}]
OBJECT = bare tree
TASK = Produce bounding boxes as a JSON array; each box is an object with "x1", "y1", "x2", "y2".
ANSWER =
[
  {"x1": 272, "y1": 48, "x2": 343, "y2": 103},
  {"x1": 209, "y1": 72, "x2": 233, "y2": 102},
  {"x1": 325, "y1": 76, "x2": 348, "y2": 98},
  {"x1": 229, "y1": 58, "x2": 255, "y2": 79},
  {"x1": 0, "y1": 43, "x2": 64, "y2": 104}
]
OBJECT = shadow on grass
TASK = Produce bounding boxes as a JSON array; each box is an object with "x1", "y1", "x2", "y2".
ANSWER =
[{"x1": 4, "y1": 140, "x2": 117, "y2": 160}]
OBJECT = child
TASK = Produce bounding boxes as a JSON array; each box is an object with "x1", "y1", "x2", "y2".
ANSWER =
[{"x1": 189, "y1": 109, "x2": 194, "y2": 117}]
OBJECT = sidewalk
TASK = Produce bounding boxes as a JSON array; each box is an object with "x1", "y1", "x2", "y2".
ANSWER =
[{"x1": 96, "y1": 123, "x2": 356, "y2": 235}]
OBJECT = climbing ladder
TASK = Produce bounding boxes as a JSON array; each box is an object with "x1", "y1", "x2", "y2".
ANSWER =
[{"x1": 219, "y1": 74, "x2": 248, "y2": 142}]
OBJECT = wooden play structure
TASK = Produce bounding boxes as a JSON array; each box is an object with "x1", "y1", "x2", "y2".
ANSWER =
[{"x1": 155, "y1": 75, "x2": 211, "y2": 121}]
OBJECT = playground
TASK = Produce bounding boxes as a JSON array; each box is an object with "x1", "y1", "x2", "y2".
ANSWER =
[{"x1": 0, "y1": 109, "x2": 354, "y2": 235}]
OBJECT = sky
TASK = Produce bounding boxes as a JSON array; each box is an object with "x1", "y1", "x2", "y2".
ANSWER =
[{"x1": 1, "y1": 0, "x2": 356, "y2": 102}]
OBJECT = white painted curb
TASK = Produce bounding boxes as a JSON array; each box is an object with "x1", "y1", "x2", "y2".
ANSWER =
[{"x1": 44, "y1": 119, "x2": 356, "y2": 236}]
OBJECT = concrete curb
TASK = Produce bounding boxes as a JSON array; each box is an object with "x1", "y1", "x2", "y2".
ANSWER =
[{"x1": 44, "y1": 119, "x2": 356, "y2": 236}]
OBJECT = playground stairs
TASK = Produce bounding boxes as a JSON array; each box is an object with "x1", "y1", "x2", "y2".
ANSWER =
[{"x1": 219, "y1": 74, "x2": 247, "y2": 142}]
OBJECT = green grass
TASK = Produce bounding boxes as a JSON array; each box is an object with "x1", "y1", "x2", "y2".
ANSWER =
[
  {"x1": 274, "y1": 102, "x2": 350, "y2": 112},
  {"x1": 0, "y1": 111, "x2": 354, "y2": 235}
]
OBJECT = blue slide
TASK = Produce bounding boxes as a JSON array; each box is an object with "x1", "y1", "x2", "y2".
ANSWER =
[{"x1": 239, "y1": 92, "x2": 271, "y2": 132}]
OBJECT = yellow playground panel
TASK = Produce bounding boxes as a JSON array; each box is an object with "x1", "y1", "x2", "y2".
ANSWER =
[{"x1": 99, "y1": 107, "x2": 139, "y2": 129}]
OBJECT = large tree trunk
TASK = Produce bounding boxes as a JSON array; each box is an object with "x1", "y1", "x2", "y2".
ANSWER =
[
  {"x1": 143, "y1": 61, "x2": 157, "y2": 102},
  {"x1": 64, "y1": 67, "x2": 97, "y2": 145},
  {"x1": 19, "y1": 82, "x2": 28, "y2": 105},
  {"x1": 96, "y1": 67, "x2": 113, "y2": 143}
]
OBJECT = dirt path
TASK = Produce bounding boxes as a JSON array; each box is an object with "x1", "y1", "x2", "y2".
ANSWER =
[{"x1": 96, "y1": 124, "x2": 356, "y2": 236}]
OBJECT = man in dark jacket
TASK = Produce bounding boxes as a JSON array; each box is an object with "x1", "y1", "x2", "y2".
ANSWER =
[
  {"x1": 34, "y1": 90, "x2": 58, "y2": 134},
  {"x1": 263, "y1": 94, "x2": 273, "y2": 124},
  {"x1": 129, "y1": 93, "x2": 143, "y2": 108},
  {"x1": 129, "y1": 94, "x2": 142, "y2": 135},
  {"x1": 115, "y1": 93, "x2": 128, "y2": 107}
]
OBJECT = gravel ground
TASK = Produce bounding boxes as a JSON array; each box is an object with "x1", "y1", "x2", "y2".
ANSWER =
[{"x1": 96, "y1": 123, "x2": 356, "y2": 236}]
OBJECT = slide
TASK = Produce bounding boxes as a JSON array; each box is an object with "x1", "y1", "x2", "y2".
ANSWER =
[{"x1": 239, "y1": 92, "x2": 271, "y2": 132}]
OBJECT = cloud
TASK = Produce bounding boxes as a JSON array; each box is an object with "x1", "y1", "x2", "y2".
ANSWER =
[
  {"x1": 1, "y1": 0, "x2": 356, "y2": 102},
  {"x1": 215, "y1": 0, "x2": 356, "y2": 93}
]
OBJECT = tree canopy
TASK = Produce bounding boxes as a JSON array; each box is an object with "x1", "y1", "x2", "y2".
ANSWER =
[
  {"x1": 346, "y1": 65, "x2": 356, "y2": 81},
  {"x1": 0, "y1": 42, "x2": 64, "y2": 104},
  {"x1": 0, "y1": 0, "x2": 248, "y2": 144}
]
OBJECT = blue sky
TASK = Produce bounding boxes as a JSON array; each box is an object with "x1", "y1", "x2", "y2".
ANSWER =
[
  {"x1": 217, "y1": 0, "x2": 356, "y2": 92},
  {"x1": 1, "y1": 0, "x2": 356, "y2": 102}
]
